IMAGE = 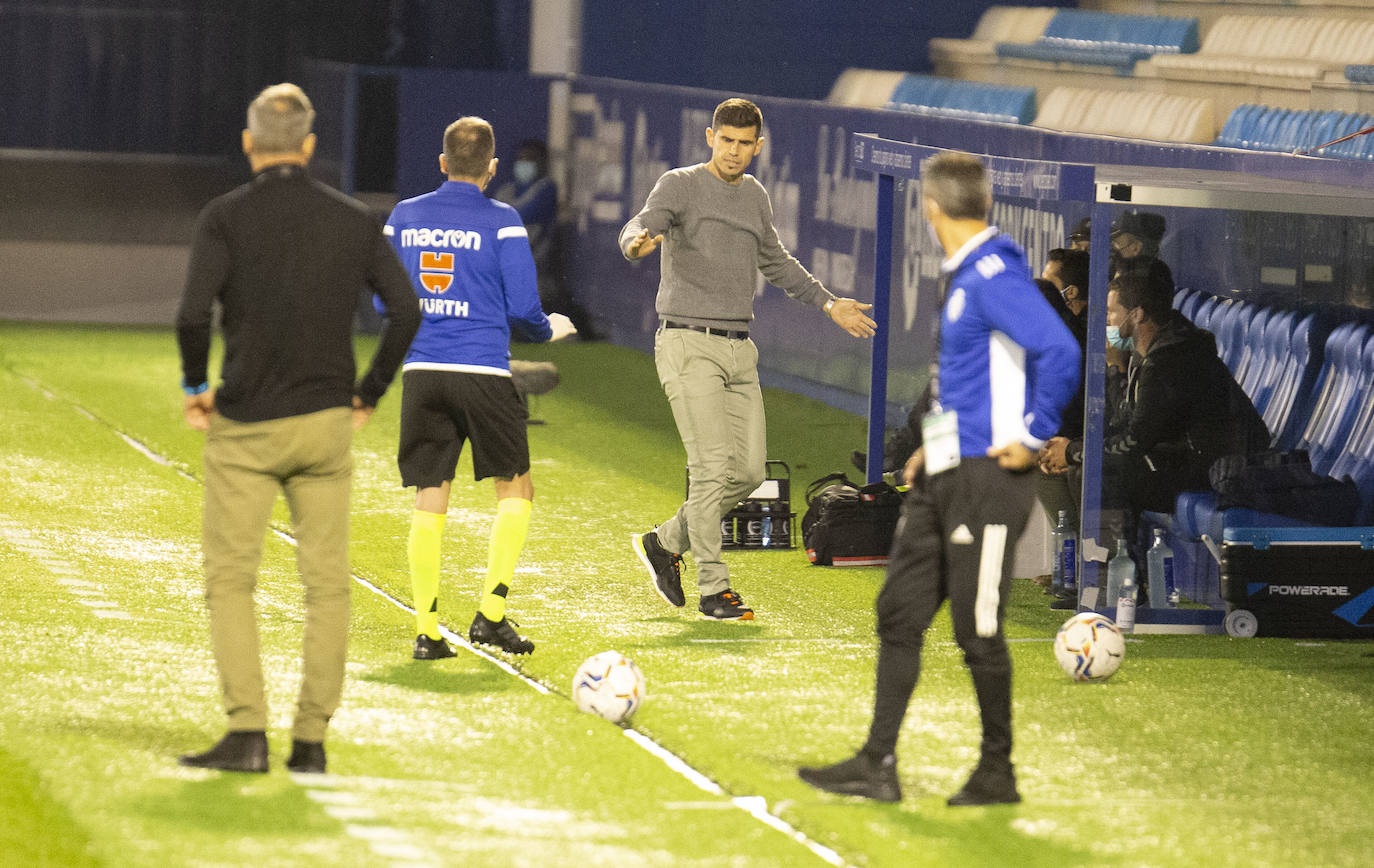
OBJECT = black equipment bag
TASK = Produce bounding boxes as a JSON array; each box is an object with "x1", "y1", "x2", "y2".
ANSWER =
[
  {"x1": 800, "y1": 472, "x2": 903, "y2": 566},
  {"x1": 1209, "y1": 449, "x2": 1362, "y2": 527}
]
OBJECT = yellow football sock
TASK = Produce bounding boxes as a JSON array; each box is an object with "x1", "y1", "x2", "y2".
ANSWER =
[
  {"x1": 479, "y1": 497, "x2": 533, "y2": 622},
  {"x1": 408, "y1": 509, "x2": 446, "y2": 639}
]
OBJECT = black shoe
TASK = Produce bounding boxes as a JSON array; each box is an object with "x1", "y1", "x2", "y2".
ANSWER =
[
  {"x1": 469, "y1": 612, "x2": 534, "y2": 654},
  {"x1": 699, "y1": 589, "x2": 754, "y2": 621},
  {"x1": 413, "y1": 634, "x2": 456, "y2": 660},
  {"x1": 799, "y1": 751, "x2": 901, "y2": 802},
  {"x1": 947, "y1": 763, "x2": 1020, "y2": 806},
  {"x1": 179, "y1": 731, "x2": 269, "y2": 773},
  {"x1": 632, "y1": 531, "x2": 685, "y2": 607},
  {"x1": 286, "y1": 739, "x2": 327, "y2": 774},
  {"x1": 1049, "y1": 590, "x2": 1077, "y2": 610}
]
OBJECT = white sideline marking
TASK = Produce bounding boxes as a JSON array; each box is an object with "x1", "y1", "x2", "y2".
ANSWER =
[{"x1": 42, "y1": 379, "x2": 854, "y2": 868}]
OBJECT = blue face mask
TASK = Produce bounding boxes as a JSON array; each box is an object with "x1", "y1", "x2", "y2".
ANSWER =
[
  {"x1": 1106, "y1": 326, "x2": 1134, "y2": 351},
  {"x1": 513, "y1": 160, "x2": 538, "y2": 185}
]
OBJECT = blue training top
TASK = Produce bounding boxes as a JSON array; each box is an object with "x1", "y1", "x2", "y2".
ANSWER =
[
  {"x1": 938, "y1": 227, "x2": 1081, "y2": 457},
  {"x1": 383, "y1": 180, "x2": 552, "y2": 376}
]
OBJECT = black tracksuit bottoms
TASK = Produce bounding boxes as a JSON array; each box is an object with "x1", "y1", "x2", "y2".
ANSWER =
[{"x1": 863, "y1": 457, "x2": 1035, "y2": 766}]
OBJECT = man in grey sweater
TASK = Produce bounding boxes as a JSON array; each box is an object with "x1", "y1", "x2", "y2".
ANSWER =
[{"x1": 622, "y1": 97, "x2": 876, "y2": 620}]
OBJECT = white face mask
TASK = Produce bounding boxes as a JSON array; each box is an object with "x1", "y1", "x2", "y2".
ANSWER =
[{"x1": 513, "y1": 160, "x2": 538, "y2": 185}]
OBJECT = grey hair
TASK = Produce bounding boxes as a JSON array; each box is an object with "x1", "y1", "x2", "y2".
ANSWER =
[
  {"x1": 246, "y1": 83, "x2": 315, "y2": 154},
  {"x1": 921, "y1": 151, "x2": 992, "y2": 221}
]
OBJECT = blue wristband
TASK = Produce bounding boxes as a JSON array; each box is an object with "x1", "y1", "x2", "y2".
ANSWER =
[{"x1": 182, "y1": 380, "x2": 209, "y2": 396}]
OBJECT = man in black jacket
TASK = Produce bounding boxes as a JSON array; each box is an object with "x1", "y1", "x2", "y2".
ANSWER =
[
  {"x1": 1046, "y1": 271, "x2": 1268, "y2": 517},
  {"x1": 175, "y1": 83, "x2": 420, "y2": 774}
]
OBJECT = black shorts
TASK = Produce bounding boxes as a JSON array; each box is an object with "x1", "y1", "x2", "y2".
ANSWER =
[{"x1": 398, "y1": 369, "x2": 530, "y2": 487}]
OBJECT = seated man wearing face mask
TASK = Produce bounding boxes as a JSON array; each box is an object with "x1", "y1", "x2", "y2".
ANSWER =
[
  {"x1": 1044, "y1": 270, "x2": 1268, "y2": 521},
  {"x1": 493, "y1": 139, "x2": 598, "y2": 338}
]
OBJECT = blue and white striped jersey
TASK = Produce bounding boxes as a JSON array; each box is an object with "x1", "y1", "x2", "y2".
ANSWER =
[
  {"x1": 938, "y1": 227, "x2": 1081, "y2": 456},
  {"x1": 383, "y1": 180, "x2": 552, "y2": 376}
]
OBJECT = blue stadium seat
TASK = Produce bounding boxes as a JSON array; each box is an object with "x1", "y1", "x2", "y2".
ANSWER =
[
  {"x1": 1193, "y1": 294, "x2": 1222, "y2": 333},
  {"x1": 1265, "y1": 311, "x2": 1335, "y2": 452},
  {"x1": 1239, "y1": 309, "x2": 1295, "y2": 419},
  {"x1": 1217, "y1": 105, "x2": 1374, "y2": 160},
  {"x1": 1346, "y1": 64, "x2": 1374, "y2": 84},
  {"x1": 883, "y1": 75, "x2": 1037, "y2": 125},
  {"x1": 1298, "y1": 324, "x2": 1372, "y2": 476},
  {"x1": 995, "y1": 10, "x2": 1199, "y2": 74},
  {"x1": 1175, "y1": 287, "x2": 1198, "y2": 321}
]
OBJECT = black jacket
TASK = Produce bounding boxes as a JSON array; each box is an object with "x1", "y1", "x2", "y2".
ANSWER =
[
  {"x1": 1107, "y1": 312, "x2": 1269, "y2": 496},
  {"x1": 177, "y1": 164, "x2": 420, "y2": 422}
]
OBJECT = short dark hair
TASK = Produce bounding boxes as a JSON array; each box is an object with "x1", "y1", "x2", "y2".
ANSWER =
[
  {"x1": 443, "y1": 116, "x2": 495, "y2": 179},
  {"x1": 921, "y1": 151, "x2": 991, "y2": 221},
  {"x1": 712, "y1": 98, "x2": 762, "y2": 134},
  {"x1": 1048, "y1": 248, "x2": 1090, "y2": 292},
  {"x1": 1111, "y1": 269, "x2": 1172, "y2": 324}
]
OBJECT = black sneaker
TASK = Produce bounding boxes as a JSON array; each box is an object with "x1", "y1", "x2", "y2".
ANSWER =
[
  {"x1": 698, "y1": 589, "x2": 754, "y2": 621},
  {"x1": 469, "y1": 612, "x2": 534, "y2": 655},
  {"x1": 947, "y1": 762, "x2": 1020, "y2": 806},
  {"x1": 799, "y1": 751, "x2": 901, "y2": 802},
  {"x1": 1049, "y1": 589, "x2": 1077, "y2": 610},
  {"x1": 632, "y1": 531, "x2": 685, "y2": 607},
  {"x1": 413, "y1": 634, "x2": 456, "y2": 660}
]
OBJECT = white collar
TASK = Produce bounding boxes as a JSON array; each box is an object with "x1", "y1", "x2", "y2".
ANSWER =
[{"x1": 941, "y1": 226, "x2": 999, "y2": 273}]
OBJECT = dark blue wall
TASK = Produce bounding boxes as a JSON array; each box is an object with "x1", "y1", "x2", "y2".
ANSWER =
[{"x1": 579, "y1": 1, "x2": 1074, "y2": 100}]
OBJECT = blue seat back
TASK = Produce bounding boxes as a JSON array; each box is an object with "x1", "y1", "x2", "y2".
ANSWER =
[
  {"x1": 1299, "y1": 324, "x2": 1372, "y2": 475},
  {"x1": 885, "y1": 75, "x2": 1036, "y2": 125},
  {"x1": 1217, "y1": 105, "x2": 1374, "y2": 161},
  {"x1": 1040, "y1": 10, "x2": 1199, "y2": 55},
  {"x1": 1326, "y1": 334, "x2": 1374, "y2": 515}
]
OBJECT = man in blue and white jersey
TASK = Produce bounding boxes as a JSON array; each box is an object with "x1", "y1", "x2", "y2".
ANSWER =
[
  {"x1": 382, "y1": 116, "x2": 574, "y2": 660},
  {"x1": 801, "y1": 151, "x2": 1081, "y2": 806}
]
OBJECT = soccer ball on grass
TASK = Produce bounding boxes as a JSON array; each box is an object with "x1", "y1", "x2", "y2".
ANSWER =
[
  {"x1": 1053, "y1": 612, "x2": 1125, "y2": 682},
  {"x1": 572, "y1": 651, "x2": 646, "y2": 723}
]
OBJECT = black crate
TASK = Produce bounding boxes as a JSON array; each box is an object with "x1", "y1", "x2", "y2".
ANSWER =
[
  {"x1": 1220, "y1": 526, "x2": 1374, "y2": 639},
  {"x1": 688, "y1": 460, "x2": 795, "y2": 550}
]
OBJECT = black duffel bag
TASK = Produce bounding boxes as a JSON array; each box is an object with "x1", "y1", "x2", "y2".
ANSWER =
[
  {"x1": 801, "y1": 472, "x2": 903, "y2": 566},
  {"x1": 1209, "y1": 449, "x2": 1362, "y2": 526}
]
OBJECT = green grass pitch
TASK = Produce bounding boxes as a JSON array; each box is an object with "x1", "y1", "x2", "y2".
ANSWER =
[{"x1": 0, "y1": 321, "x2": 1371, "y2": 867}]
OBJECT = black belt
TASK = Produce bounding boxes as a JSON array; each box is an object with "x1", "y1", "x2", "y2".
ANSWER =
[{"x1": 662, "y1": 320, "x2": 749, "y2": 340}]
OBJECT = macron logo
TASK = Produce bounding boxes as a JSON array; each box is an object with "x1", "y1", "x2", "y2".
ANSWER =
[{"x1": 401, "y1": 227, "x2": 481, "y2": 251}]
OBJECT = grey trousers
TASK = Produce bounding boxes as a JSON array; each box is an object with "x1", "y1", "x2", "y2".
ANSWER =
[
  {"x1": 653, "y1": 326, "x2": 766, "y2": 595},
  {"x1": 201, "y1": 406, "x2": 353, "y2": 742}
]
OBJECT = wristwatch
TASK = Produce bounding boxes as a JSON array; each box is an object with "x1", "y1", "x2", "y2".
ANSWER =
[{"x1": 824, "y1": 298, "x2": 836, "y2": 315}]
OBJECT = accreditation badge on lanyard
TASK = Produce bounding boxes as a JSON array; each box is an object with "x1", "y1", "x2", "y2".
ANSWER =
[{"x1": 921, "y1": 408, "x2": 960, "y2": 476}]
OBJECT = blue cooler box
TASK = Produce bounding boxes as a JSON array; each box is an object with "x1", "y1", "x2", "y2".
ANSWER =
[{"x1": 1220, "y1": 526, "x2": 1374, "y2": 639}]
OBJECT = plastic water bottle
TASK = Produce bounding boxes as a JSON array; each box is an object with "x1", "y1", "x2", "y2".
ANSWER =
[
  {"x1": 1049, "y1": 510, "x2": 1066, "y2": 596},
  {"x1": 1146, "y1": 528, "x2": 1174, "y2": 609},
  {"x1": 1106, "y1": 539, "x2": 1136, "y2": 633},
  {"x1": 1117, "y1": 563, "x2": 1138, "y2": 634},
  {"x1": 760, "y1": 502, "x2": 772, "y2": 548},
  {"x1": 1059, "y1": 512, "x2": 1078, "y2": 601}
]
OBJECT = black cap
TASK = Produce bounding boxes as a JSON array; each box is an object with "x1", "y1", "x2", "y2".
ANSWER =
[
  {"x1": 1067, "y1": 217, "x2": 1091, "y2": 242},
  {"x1": 1110, "y1": 211, "x2": 1166, "y2": 243}
]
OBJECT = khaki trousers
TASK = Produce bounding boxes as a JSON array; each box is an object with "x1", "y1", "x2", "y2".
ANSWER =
[
  {"x1": 201, "y1": 406, "x2": 352, "y2": 742},
  {"x1": 653, "y1": 326, "x2": 767, "y2": 595}
]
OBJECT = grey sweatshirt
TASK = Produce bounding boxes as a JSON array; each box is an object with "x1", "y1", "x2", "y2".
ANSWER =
[{"x1": 620, "y1": 164, "x2": 833, "y2": 329}]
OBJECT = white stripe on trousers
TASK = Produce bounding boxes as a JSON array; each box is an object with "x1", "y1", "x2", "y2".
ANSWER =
[{"x1": 975, "y1": 523, "x2": 1008, "y2": 638}]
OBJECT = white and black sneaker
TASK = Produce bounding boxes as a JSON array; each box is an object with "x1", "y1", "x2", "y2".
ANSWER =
[
  {"x1": 631, "y1": 531, "x2": 685, "y2": 607},
  {"x1": 698, "y1": 589, "x2": 754, "y2": 621}
]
